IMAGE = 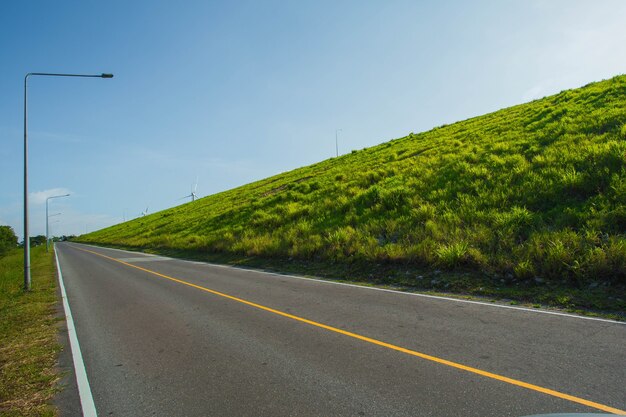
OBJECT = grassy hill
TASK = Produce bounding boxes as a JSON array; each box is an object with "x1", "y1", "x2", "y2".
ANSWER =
[{"x1": 79, "y1": 75, "x2": 626, "y2": 314}]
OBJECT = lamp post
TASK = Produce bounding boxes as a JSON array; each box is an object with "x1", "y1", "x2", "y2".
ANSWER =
[
  {"x1": 49, "y1": 219, "x2": 60, "y2": 244},
  {"x1": 46, "y1": 193, "x2": 69, "y2": 252},
  {"x1": 24, "y1": 72, "x2": 113, "y2": 290},
  {"x1": 48, "y1": 213, "x2": 61, "y2": 230},
  {"x1": 335, "y1": 128, "x2": 342, "y2": 158}
]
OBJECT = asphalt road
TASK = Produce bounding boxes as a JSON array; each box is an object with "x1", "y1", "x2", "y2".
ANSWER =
[{"x1": 55, "y1": 242, "x2": 626, "y2": 417}]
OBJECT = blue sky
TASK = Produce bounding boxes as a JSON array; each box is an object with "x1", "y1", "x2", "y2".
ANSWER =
[{"x1": 1, "y1": 0, "x2": 626, "y2": 239}]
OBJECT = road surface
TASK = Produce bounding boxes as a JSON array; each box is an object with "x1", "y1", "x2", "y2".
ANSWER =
[{"x1": 54, "y1": 242, "x2": 626, "y2": 416}]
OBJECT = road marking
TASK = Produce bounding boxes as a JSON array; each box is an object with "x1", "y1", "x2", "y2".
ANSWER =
[
  {"x1": 77, "y1": 243, "x2": 624, "y2": 325},
  {"x1": 73, "y1": 245, "x2": 625, "y2": 415},
  {"x1": 117, "y1": 256, "x2": 169, "y2": 263},
  {"x1": 55, "y1": 246, "x2": 98, "y2": 417},
  {"x1": 256, "y1": 270, "x2": 625, "y2": 324}
]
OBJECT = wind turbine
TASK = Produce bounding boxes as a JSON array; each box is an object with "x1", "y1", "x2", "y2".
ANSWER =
[
  {"x1": 141, "y1": 206, "x2": 149, "y2": 217},
  {"x1": 335, "y1": 128, "x2": 342, "y2": 157},
  {"x1": 180, "y1": 178, "x2": 199, "y2": 202}
]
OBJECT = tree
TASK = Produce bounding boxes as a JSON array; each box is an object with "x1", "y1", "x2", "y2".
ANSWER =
[
  {"x1": 30, "y1": 235, "x2": 47, "y2": 247},
  {"x1": 0, "y1": 225, "x2": 18, "y2": 257}
]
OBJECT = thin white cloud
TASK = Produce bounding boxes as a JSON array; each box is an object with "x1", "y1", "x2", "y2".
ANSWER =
[
  {"x1": 58, "y1": 211, "x2": 120, "y2": 236},
  {"x1": 29, "y1": 188, "x2": 73, "y2": 205},
  {"x1": 31, "y1": 130, "x2": 85, "y2": 144},
  {"x1": 520, "y1": 2, "x2": 626, "y2": 103},
  {"x1": 521, "y1": 84, "x2": 547, "y2": 102},
  {"x1": 0, "y1": 207, "x2": 120, "y2": 240}
]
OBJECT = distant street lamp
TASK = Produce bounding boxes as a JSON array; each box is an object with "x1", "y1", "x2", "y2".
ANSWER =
[
  {"x1": 46, "y1": 194, "x2": 69, "y2": 252},
  {"x1": 24, "y1": 72, "x2": 113, "y2": 290},
  {"x1": 49, "y1": 219, "x2": 61, "y2": 243},
  {"x1": 335, "y1": 128, "x2": 342, "y2": 157}
]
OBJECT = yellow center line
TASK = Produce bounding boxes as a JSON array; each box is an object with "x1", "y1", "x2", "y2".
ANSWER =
[{"x1": 74, "y1": 246, "x2": 625, "y2": 415}]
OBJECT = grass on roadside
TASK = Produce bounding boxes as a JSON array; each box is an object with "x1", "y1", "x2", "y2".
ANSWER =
[
  {"x1": 0, "y1": 246, "x2": 60, "y2": 417},
  {"x1": 88, "y1": 242, "x2": 625, "y2": 320}
]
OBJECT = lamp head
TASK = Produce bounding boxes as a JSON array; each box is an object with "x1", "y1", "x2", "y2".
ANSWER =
[{"x1": 101, "y1": 73, "x2": 114, "y2": 78}]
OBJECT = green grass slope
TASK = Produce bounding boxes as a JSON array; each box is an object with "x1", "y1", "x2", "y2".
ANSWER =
[{"x1": 80, "y1": 76, "x2": 626, "y2": 312}]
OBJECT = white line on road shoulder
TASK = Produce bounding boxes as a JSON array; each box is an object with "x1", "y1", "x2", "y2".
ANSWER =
[
  {"x1": 75, "y1": 243, "x2": 624, "y2": 325},
  {"x1": 261, "y1": 272, "x2": 625, "y2": 325},
  {"x1": 55, "y1": 246, "x2": 98, "y2": 417}
]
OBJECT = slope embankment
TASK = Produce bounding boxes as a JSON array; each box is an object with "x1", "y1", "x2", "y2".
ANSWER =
[{"x1": 79, "y1": 75, "x2": 626, "y2": 315}]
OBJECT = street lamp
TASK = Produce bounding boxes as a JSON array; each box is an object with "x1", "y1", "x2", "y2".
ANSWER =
[
  {"x1": 335, "y1": 128, "x2": 342, "y2": 158},
  {"x1": 49, "y1": 219, "x2": 61, "y2": 244},
  {"x1": 24, "y1": 72, "x2": 113, "y2": 290},
  {"x1": 46, "y1": 193, "x2": 69, "y2": 252}
]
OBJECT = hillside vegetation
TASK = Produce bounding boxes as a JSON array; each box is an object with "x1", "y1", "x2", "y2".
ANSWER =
[{"x1": 80, "y1": 76, "x2": 626, "y2": 311}]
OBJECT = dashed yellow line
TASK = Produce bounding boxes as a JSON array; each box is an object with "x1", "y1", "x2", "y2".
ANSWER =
[{"x1": 74, "y1": 245, "x2": 625, "y2": 415}]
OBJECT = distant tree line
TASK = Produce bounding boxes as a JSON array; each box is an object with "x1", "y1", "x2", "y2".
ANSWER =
[
  {"x1": 22, "y1": 235, "x2": 76, "y2": 246},
  {"x1": 28, "y1": 235, "x2": 47, "y2": 247},
  {"x1": 52, "y1": 235, "x2": 76, "y2": 242},
  {"x1": 0, "y1": 225, "x2": 18, "y2": 257}
]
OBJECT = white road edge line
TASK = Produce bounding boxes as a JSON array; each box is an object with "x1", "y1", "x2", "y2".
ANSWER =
[
  {"x1": 55, "y1": 246, "x2": 98, "y2": 417},
  {"x1": 75, "y1": 243, "x2": 624, "y2": 325}
]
